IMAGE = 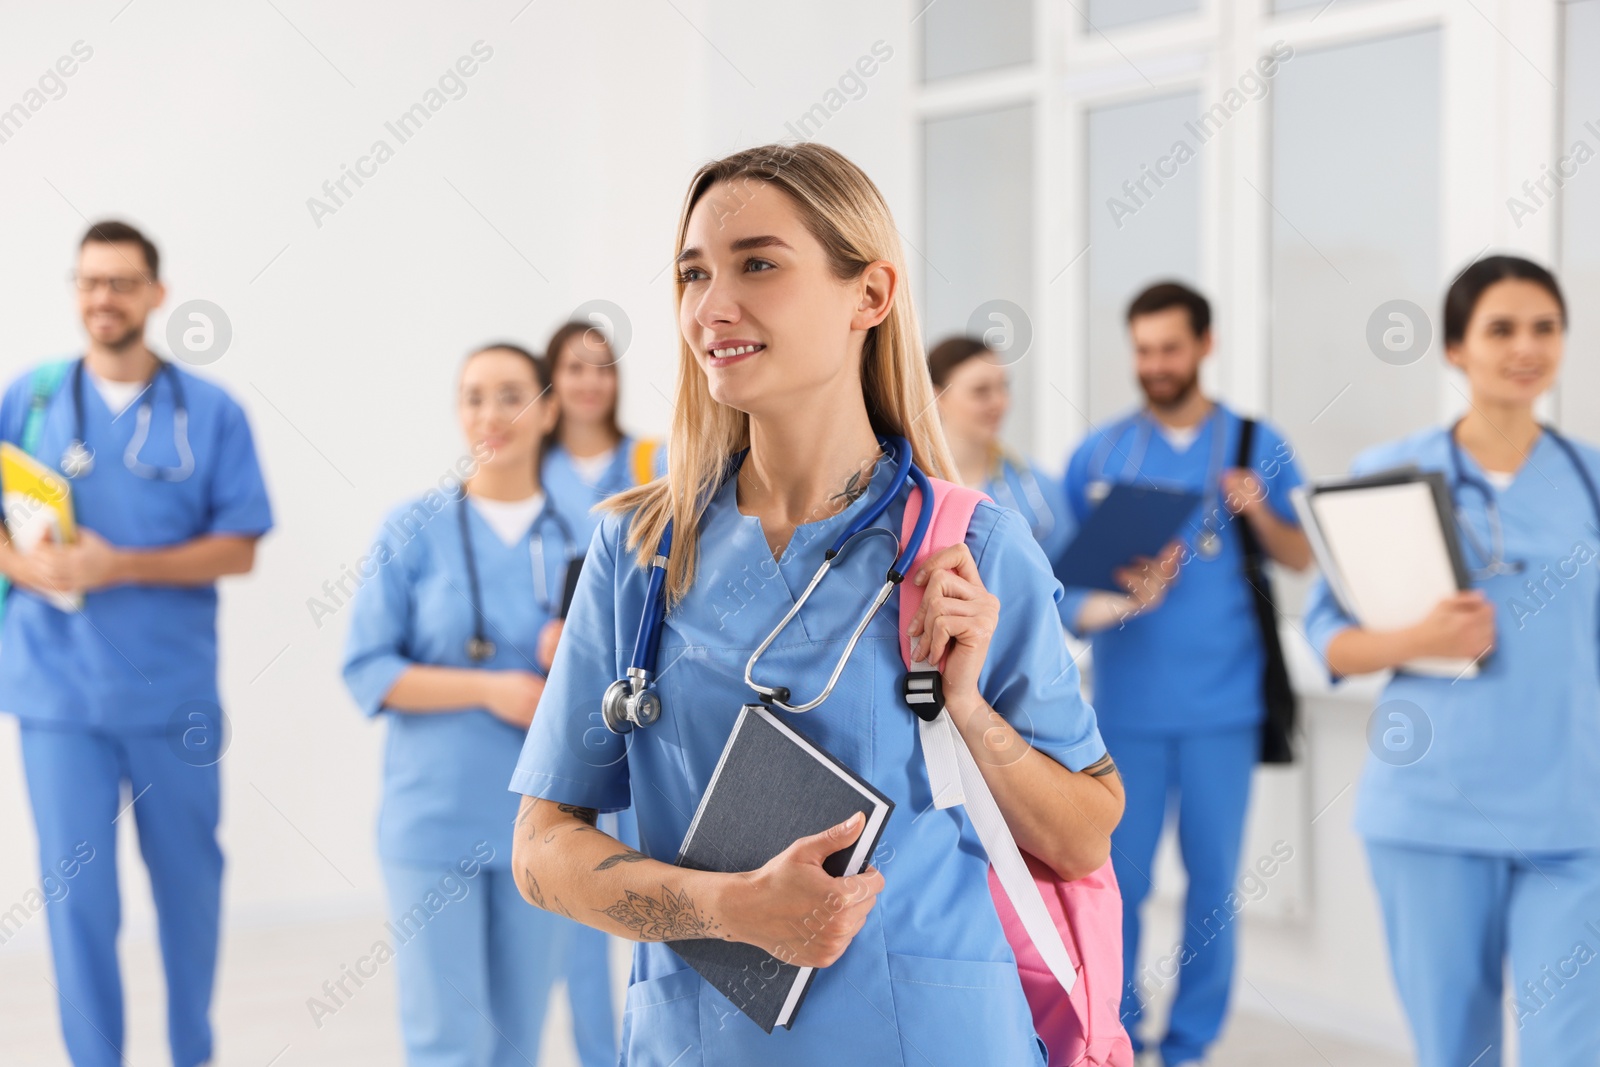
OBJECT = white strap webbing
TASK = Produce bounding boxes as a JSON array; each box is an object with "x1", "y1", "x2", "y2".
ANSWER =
[{"x1": 911, "y1": 658, "x2": 1077, "y2": 994}]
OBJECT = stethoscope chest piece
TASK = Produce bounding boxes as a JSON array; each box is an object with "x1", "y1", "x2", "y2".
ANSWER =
[
  {"x1": 602, "y1": 673, "x2": 661, "y2": 734},
  {"x1": 61, "y1": 440, "x2": 95, "y2": 479},
  {"x1": 1195, "y1": 527, "x2": 1222, "y2": 559},
  {"x1": 466, "y1": 636, "x2": 496, "y2": 663}
]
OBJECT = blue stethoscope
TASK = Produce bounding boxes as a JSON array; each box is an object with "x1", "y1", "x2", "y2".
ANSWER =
[
  {"x1": 458, "y1": 493, "x2": 579, "y2": 663},
  {"x1": 61, "y1": 357, "x2": 194, "y2": 482},
  {"x1": 987, "y1": 450, "x2": 1055, "y2": 542},
  {"x1": 1446, "y1": 418, "x2": 1600, "y2": 579},
  {"x1": 601, "y1": 434, "x2": 936, "y2": 733}
]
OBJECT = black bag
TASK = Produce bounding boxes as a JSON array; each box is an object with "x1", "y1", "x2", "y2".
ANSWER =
[{"x1": 1234, "y1": 418, "x2": 1297, "y2": 764}]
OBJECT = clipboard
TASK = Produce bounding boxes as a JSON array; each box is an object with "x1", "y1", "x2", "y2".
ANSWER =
[
  {"x1": 1055, "y1": 482, "x2": 1204, "y2": 592},
  {"x1": 1295, "y1": 466, "x2": 1480, "y2": 678}
]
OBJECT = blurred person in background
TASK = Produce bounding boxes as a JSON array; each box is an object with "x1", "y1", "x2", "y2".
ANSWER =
[
  {"x1": 1058, "y1": 281, "x2": 1311, "y2": 1067},
  {"x1": 928, "y1": 335, "x2": 1076, "y2": 612},
  {"x1": 0, "y1": 220, "x2": 273, "y2": 1067},
  {"x1": 342, "y1": 342, "x2": 612, "y2": 1066},
  {"x1": 1306, "y1": 256, "x2": 1600, "y2": 1067}
]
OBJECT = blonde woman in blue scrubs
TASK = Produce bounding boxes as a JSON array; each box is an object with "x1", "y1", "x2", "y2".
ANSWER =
[
  {"x1": 507, "y1": 142, "x2": 1124, "y2": 1065},
  {"x1": 343, "y1": 343, "x2": 610, "y2": 1066},
  {"x1": 1306, "y1": 256, "x2": 1600, "y2": 1066}
]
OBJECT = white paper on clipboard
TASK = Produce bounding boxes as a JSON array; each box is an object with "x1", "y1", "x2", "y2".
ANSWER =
[{"x1": 1294, "y1": 479, "x2": 1477, "y2": 679}]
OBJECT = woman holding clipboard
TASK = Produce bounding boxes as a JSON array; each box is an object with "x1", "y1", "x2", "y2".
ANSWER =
[
  {"x1": 1305, "y1": 256, "x2": 1600, "y2": 1067},
  {"x1": 506, "y1": 143, "x2": 1124, "y2": 1065}
]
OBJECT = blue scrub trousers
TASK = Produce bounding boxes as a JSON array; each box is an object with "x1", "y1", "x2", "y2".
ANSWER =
[
  {"x1": 383, "y1": 860, "x2": 581, "y2": 1067},
  {"x1": 1105, "y1": 726, "x2": 1256, "y2": 1066},
  {"x1": 19, "y1": 724, "x2": 222, "y2": 1067},
  {"x1": 1366, "y1": 841, "x2": 1600, "y2": 1067}
]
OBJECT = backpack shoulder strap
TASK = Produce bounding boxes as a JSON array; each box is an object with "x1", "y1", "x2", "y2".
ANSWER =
[
  {"x1": 894, "y1": 475, "x2": 1081, "y2": 997},
  {"x1": 21, "y1": 359, "x2": 72, "y2": 456},
  {"x1": 1234, "y1": 414, "x2": 1256, "y2": 469},
  {"x1": 896, "y1": 476, "x2": 987, "y2": 670},
  {"x1": 630, "y1": 438, "x2": 661, "y2": 487}
]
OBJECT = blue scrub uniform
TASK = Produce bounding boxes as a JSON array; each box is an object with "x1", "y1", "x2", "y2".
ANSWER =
[
  {"x1": 0, "y1": 359, "x2": 273, "y2": 1067},
  {"x1": 1058, "y1": 404, "x2": 1303, "y2": 1066},
  {"x1": 342, "y1": 492, "x2": 616, "y2": 1067},
  {"x1": 1305, "y1": 427, "x2": 1600, "y2": 1067},
  {"x1": 542, "y1": 432, "x2": 664, "y2": 1060},
  {"x1": 981, "y1": 455, "x2": 1075, "y2": 626},
  {"x1": 542, "y1": 435, "x2": 666, "y2": 547},
  {"x1": 510, "y1": 457, "x2": 1109, "y2": 1066}
]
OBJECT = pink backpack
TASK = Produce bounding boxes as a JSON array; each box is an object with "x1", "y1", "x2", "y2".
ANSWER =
[{"x1": 898, "y1": 478, "x2": 1133, "y2": 1067}]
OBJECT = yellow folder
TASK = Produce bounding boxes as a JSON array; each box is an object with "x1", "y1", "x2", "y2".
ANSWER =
[{"x1": 2, "y1": 442, "x2": 81, "y2": 611}]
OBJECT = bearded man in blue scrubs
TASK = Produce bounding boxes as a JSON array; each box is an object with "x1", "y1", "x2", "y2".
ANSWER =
[
  {"x1": 0, "y1": 221, "x2": 273, "y2": 1067},
  {"x1": 1058, "y1": 282, "x2": 1310, "y2": 1067}
]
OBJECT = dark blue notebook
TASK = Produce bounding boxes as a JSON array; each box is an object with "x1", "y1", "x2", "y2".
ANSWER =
[
  {"x1": 670, "y1": 703, "x2": 894, "y2": 1033},
  {"x1": 1056, "y1": 482, "x2": 1205, "y2": 592}
]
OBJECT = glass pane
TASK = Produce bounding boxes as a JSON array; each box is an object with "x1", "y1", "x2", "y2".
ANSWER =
[
  {"x1": 1274, "y1": 0, "x2": 1396, "y2": 13},
  {"x1": 921, "y1": 103, "x2": 1036, "y2": 448},
  {"x1": 920, "y1": 0, "x2": 1032, "y2": 82},
  {"x1": 1084, "y1": 91, "x2": 1203, "y2": 426},
  {"x1": 1085, "y1": 0, "x2": 1198, "y2": 31},
  {"x1": 1560, "y1": 0, "x2": 1600, "y2": 439},
  {"x1": 1268, "y1": 29, "x2": 1441, "y2": 486}
]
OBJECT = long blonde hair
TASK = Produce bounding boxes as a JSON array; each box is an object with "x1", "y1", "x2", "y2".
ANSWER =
[{"x1": 603, "y1": 142, "x2": 955, "y2": 606}]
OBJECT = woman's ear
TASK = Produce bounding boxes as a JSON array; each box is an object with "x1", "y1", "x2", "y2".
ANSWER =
[
  {"x1": 1443, "y1": 341, "x2": 1464, "y2": 371},
  {"x1": 850, "y1": 260, "x2": 898, "y2": 332},
  {"x1": 537, "y1": 397, "x2": 560, "y2": 435}
]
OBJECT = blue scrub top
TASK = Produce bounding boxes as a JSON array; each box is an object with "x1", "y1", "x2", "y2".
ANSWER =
[
  {"x1": 542, "y1": 434, "x2": 666, "y2": 547},
  {"x1": 510, "y1": 457, "x2": 1107, "y2": 1064},
  {"x1": 1304, "y1": 426, "x2": 1600, "y2": 854},
  {"x1": 342, "y1": 492, "x2": 573, "y2": 868},
  {"x1": 0, "y1": 360, "x2": 273, "y2": 731},
  {"x1": 1058, "y1": 404, "x2": 1305, "y2": 735},
  {"x1": 983, "y1": 456, "x2": 1076, "y2": 627}
]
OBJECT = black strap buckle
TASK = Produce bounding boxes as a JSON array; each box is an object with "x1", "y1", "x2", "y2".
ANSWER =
[{"x1": 901, "y1": 669, "x2": 944, "y2": 722}]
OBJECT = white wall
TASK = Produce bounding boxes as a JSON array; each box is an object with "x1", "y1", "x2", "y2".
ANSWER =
[
  {"x1": 0, "y1": 0, "x2": 922, "y2": 970},
  {"x1": 0, "y1": 0, "x2": 715, "y2": 946}
]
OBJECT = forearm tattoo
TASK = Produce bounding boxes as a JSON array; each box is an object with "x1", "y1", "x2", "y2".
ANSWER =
[
  {"x1": 1084, "y1": 754, "x2": 1120, "y2": 780},
  {"x1": 594, "y1": 846, "x2": 650, "y2": 872},
  {"x1": 600, "y1": 886, "x2": 721, "y2": 941},
  {"x1": 557, "y1": 803, "x2": 599, "y2": 826}
]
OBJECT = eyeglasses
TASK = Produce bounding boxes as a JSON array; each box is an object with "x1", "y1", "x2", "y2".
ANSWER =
[{"x1": 68, "y1": 271, "x2": 151, "y2": 294}]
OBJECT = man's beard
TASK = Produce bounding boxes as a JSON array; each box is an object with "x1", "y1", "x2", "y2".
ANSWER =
[{"x1": 1138, "y1": 370, "x2": 1199, "y2": 411}]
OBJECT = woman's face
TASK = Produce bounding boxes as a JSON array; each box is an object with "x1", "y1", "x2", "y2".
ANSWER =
[
  {"x1": 458, "y1": 348, "x2": 549, "y2": 473},
  {"x1": 675, "y1": 180, "x2": 892, "y2": 419},
  {"x1": 552, "y1": 332, "x2": 618, "y2": 429},
  {"x1": 936, "y1": 354, "x2": 1010, "y2": 447},
  {"x1": 1447, "y1": 279, "x2": 1564, "y2": 408}
]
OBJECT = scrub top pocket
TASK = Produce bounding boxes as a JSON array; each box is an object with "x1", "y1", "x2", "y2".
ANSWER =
[
  {"x1": 886, "y1": 952, "x2": 1047, "y2": 1067},
  {"x1": 620, "y1": 966, "x2": 704, "y2": 1066}
]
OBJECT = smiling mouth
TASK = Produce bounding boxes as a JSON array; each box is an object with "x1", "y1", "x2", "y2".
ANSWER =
[{"x1": 708, "y1": 343, "x2": 765, "y2": 360}]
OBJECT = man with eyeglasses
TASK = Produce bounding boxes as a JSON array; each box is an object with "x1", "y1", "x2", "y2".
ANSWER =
[{"x1": 0, "y1": 221, "x2": 272, "y2": 1067}]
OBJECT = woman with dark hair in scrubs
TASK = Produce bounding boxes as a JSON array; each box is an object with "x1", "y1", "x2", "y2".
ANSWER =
[
  {"x1": 927, "y1": 334, "x2": 1074, "y2": 580},
  {"x1": 1305, "y1": 256, "x2": 1600, "y2": 1066},
  {"x1": 541, "y1": 320, "x2": 666, "y2": 545},
  {"x1": 342, "y1": 343, "x2": 612, "y2": 1066}
]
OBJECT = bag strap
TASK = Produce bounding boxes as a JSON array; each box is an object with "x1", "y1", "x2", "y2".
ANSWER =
[
  {"x1": 630, "y1": 438, "x2": 661, "y2": 487},
  {"x1": 22, "y1": 360, "x2": 72, "y2": 457},
  {"x1": 0, "y1": 360, "x2": 74, "y2": 616},
  {"x1": 898, "y1": 477, "x2": 1079, "y2": 996}
]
